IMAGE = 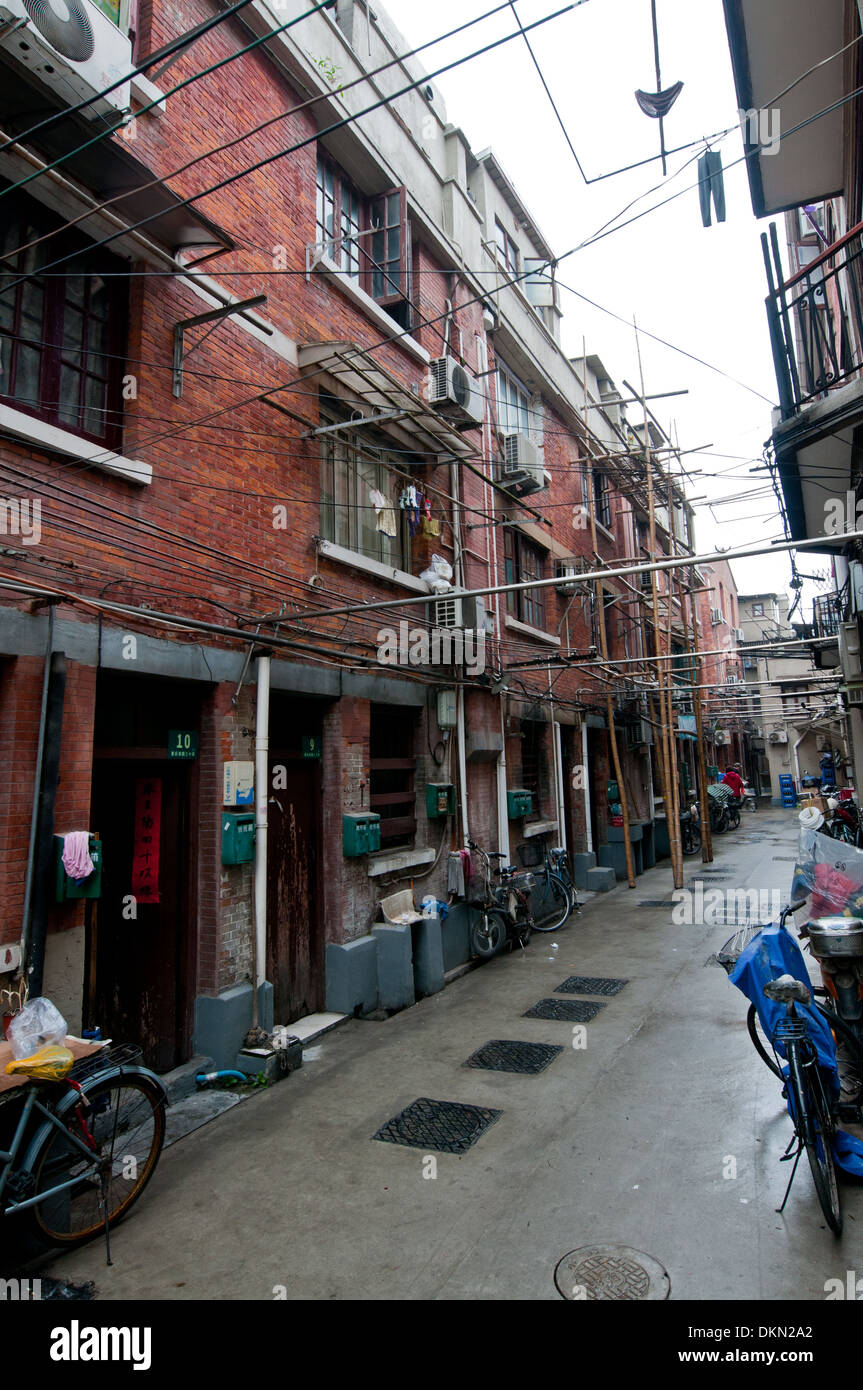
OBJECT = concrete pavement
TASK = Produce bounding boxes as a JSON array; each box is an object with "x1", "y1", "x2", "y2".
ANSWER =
[{"x1": 35, "y1": 808, "x2": 863, "y2": 1300}]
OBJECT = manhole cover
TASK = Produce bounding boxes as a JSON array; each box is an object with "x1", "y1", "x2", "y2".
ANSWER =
[
  {"x1": 464, "y1": 1040, "x2": 564, "y2": 1075},
  {"x1": 372, "y1": 1097, "x2": 502, "y2": 1154},
  {"x1": 555, "y1": 976, "x2": 628, "y2": 997},
  {"x1": 524, "y1": 998, "x2": 606, "y2": 1022},
  {"x1": 554, "y1": 1245, "x2": 670, "y2": 1301}
]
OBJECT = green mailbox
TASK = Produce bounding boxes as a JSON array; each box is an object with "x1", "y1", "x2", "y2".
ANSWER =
[
  {"x1": 222, "y1": 811, "x2": 256, "y2": 865},
  {"x1": 506, "y1": 789, "x2": 533, "y2": 818},
  {"x1": 426, "y1": 783, "x2": 455, "y2": 819},
  {"x1": 54, "y1": 835, "x2": 102, "y2": 901},
  {"x1": 343, "y1": 812, "x2": 381, "y2": 856}
]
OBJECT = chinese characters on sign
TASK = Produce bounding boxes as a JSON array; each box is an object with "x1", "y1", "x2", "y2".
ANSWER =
[{"x1": 131, "y1": 777, "x2": 162, "y2": 904}]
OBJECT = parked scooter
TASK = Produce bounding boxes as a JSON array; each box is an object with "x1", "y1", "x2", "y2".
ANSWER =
[{"x1": 825, "y1": 794, "x2": 863, "y2": 847}]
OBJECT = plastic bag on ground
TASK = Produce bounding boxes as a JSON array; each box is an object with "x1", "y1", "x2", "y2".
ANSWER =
[{"x1": 6, "y1": 997, "x2": 67, "y2": 1060}]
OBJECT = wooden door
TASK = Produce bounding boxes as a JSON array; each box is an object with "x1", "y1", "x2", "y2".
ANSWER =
[
  {"x1": 90, "y1": 759, "x2": 192, "y2": 1072},
  {"x1": 266, "y1": 757, "x2": 323, "y2": 1022}
]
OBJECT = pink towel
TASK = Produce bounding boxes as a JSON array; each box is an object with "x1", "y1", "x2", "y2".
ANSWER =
[{"x1": 62, "y1": 831, "x2": 94, "y2": 882}]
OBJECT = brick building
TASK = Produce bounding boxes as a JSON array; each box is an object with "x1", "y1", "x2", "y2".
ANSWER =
[{"x1": 0, "y1": 0, "x2": 702, "y2": 1071}]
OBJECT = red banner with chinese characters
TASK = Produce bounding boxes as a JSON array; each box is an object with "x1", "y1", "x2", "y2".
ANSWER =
[{"x1": 131, "y1": 777, "x2": 161, "y2": 905}]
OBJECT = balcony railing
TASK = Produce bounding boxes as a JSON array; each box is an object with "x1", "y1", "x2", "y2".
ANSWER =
[
  {"x1": 813, "y1": 592, "x2": 843, "y2": 639},
  {"x1": 763, "y1": 221, "x2": 863, "y2": 420}
]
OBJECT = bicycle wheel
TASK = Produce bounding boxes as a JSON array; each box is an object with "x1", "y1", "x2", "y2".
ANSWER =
[
  {"x1": 681, "y1": 820, "x2": 702, "y2": 856},
  {"x1": 469, "y1": 908, "x2": 507, "y2": 959},
  {"x1": 30, "y1": 1073, "x2": 165, "y2": 1245},
  {"x1": 727, "y1": 806, "x2": 741, "y2": 831},
  {"x1": 785, "y1": 1038, "x2": 842, "y2": 1236},
  {"x1": 532, "y1": 873, "x2": 572, "y2": 931}
]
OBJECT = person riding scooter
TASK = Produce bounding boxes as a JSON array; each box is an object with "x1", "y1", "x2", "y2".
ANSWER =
[{"x1": 720, "y1": 764, "x2": 746, "y2": 807}]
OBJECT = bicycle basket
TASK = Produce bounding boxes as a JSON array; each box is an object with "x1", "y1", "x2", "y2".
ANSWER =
[
  {"x1": 69, "y1": 1042, "x2": 143, "y2": 1083},
  {"x1": 713, "y1": 925, "x2": 763, "y2": 974},
  {"x1": 516, "y1": 842, "x2": 544, "y2": 868},
  {"x1": 508, "y1": 872, "x2": 536, "y2": 893}
]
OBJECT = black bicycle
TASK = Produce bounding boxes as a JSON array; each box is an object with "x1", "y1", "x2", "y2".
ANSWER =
[
  {"x1": 467, "y1": 840, "x2": 534, "y2": 958},
  {"x1": 718, "y1": 905, "x2": 851, "y2": 1236},
  {"x1": 516, "y1": 841, "x2": 575, "y2": 930}
]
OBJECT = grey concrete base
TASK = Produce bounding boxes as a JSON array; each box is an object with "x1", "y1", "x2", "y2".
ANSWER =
[
  {"x1": 411, "y1": 915, "x2": 445, "y2": 998},
  {"x1": 162, "y1": 1055, "x2": 214, "y2": 1105},
  {"x1": 372, "y1": 923, "x2": 415, "y2": 1011},
  {"x1": 571, "y1": 851, "x2": 597, "y2": 889},
  {"x1": 193, "y1": 983, "x2": 273, "y2": 1072},
  {"x1": 441, "y1": 905, "x2": 472, "y2": 973},
  {"x1": 641, "y1": 822, "x2": 656, "y2": 869},
  {"x1": 586, "y1": 865, "x2": 616, "y2": 892},
  {"x1": 325, "y1": 936, "x2": 378, "y2": 1016}
]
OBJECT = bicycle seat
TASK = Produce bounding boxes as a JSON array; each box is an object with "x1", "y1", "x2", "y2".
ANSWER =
[
  {"x1": 487, "y1": 851, "x2": 507, "y2": 859},
  {"x1": 763, "y1": 975, "x2": 811, "y2": 1006},
  {"x1": 4, "y1": 1045, "x2": 75, "y2": 1081}
]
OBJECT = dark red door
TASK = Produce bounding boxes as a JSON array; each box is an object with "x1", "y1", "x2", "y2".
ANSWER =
[
  {"x1": 266, "y1": 757, "x2": 323, "y2": 1022},
  {"x1": 90, "y1": 759, "x2": 192, "y2": 1072}
]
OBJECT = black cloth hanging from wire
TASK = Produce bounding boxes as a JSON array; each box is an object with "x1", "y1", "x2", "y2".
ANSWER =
[
  {"x1": 697, "y1": 150, "x2": 726, "y2": 227},
  {"x1": 634, "y1": 81, "x2": 683, "y2": 119}
]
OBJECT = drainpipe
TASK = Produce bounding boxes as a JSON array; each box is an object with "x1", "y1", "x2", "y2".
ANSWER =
[
  {"x1": 253, "y1": 651, "x2": 271, "y2": 1025},
  {"x1": 456, "y1": 686, "x2": 470, "y2": 846},
  {"x1": 496, "y1": 699, "x2": 510, "y2": 860},
  {"x1": 20, "y1": 607, "x2": 54, "y2": 970},
  {"x1": 25, "y1": 646, "x2": 66, "y2": 997},
  {"x1": 554, "y1": 718, "x2": 567, "y2": 852},
  {"x1": 793, "y1": 729, "x2": 806, "y2": 790},
  {"x1": 581, "y1": 720, "x2": 593, "y2": 854}
]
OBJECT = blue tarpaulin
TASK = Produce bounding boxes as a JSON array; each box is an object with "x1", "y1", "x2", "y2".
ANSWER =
[{"x1": 729, "y1": 921, "x2": 863, "y2": 1177}]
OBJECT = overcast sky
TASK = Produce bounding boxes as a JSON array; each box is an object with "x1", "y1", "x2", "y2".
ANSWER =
[{"x1": 380, "y1": 0, "x2": 832, "y2": 617}]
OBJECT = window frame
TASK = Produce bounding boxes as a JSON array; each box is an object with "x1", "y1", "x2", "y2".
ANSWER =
[
  {"x1": 0, "y1": 187, "x2": 128, "y2": 450},
  {"x1": 315, "y1": 155, "x2": 412, "y2": 315},
  {"x1": 369, "y1": 704, "x2": 417, "y2": 850},
  {"x1": 504, "y1": 527, "x2": 546, "y2": 630},
  {"x1": 496, "y1": 359, "x2": 532, "y2": 438},
  {"x1": 318, "y1": 405, "x2": 412, "y2": 572},
  {"x1": 586, "y1": 466, "x2": 612, "y2": 531},
  {"x1": 495, "y1": 218, "x2": 520, "y2": 277}
]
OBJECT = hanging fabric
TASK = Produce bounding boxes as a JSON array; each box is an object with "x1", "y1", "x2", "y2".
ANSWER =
[
  {"x1": 369, "y1": 487, "x2": 398, "y2": 537},
  {"x1": 697, "y1": 150, "x2": 726, "y2": 227}
]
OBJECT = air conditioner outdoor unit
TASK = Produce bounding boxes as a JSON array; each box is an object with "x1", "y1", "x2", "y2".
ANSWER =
[
  {"x1": 499, "y1": 432, "x2": 544, "y2": 496},
  {"x1": 768, "y1": 730, "x2": 789, "y2": 744},
  {"x1": 626, "y1": 718, "x2": 653, "y2": 749},
  {"x1": 735, "y1": 628, "x2": 745, "y2": 641},
  {"x1": 846, "y1": 686, "x2": 863, "y2": 707},
  {"x1": 433, "y1": 593, "x2": 487, "y2": 634},
  {"x1": 714, "y1": 730, "x2": 731, "y2": 745},
  {"x1": 428, "y1": 356, "x2": 485, "y2": 427},
  {"x1": 554, "y1": 557, "x2": 591, "y2": 593},
  {"x1": 710, "y1": 607, "x2": 724, "y2": 625},
  {"x1": 0, "y1": 0, "x2": 132, "y2": 117},
  {"x1": 839, "y1": 620, "x2": 863, "y2": 680}
]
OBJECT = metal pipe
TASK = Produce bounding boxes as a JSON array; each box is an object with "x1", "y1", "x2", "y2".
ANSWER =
[
  {"x1": 20, "y1": 607, "x2": 54, "y2": 965},
  {"x1": 581, "y1": 720, "x2": 593, "y2": 853},
  {"x1": 253, "y1": 652, "x2": 271, "y2": 1023}
]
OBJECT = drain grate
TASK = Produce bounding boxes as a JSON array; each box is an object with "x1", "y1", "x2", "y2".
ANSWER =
[
  {"x1": 555, "y1": 976, "x2": 628, "y2": 997},
  {"x1": 554, "y1": 1245, "x2": 670, "y2": 1301},
  {"x1": 372, "y1": 1097, "x2": 503, "y2": 1154},
  {"x1": 524, "y1": 997, "x2": 606, "y2": 1022},
  {"x1": 464, "y1": 1039, "x2": 564, "y2": 1075}
]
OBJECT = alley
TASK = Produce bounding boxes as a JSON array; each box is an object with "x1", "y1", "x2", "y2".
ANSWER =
[{"x1": 34, "y1": 809, "x2": 858, "y2": 1302}]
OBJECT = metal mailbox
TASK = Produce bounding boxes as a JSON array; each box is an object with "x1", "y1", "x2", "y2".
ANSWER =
[
  {"x1": 506, "y1": 789, "x2": 533, "y2": 818},
  {"x1": 426, "y1": 783, "x2": 455, "y2": 819},
  {"x1": 343, "y1": 812, "x2": 381, "y2": 857},
  {"x1": 221, "y1": 811, "x2": 256, "y2": 865},
  {"x1": 54, "y1": 835, "x2": 103, "y2": 901}
]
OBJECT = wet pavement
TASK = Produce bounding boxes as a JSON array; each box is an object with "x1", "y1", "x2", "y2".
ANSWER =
[{"x1": 31, "y1": 808, "x2": 863, "y2": 1301}]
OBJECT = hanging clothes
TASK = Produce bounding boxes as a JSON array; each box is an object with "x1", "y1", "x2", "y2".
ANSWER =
[
  {"x1": 697, "y1": 150, "x2": 726, "y2": 227},
  {"x1": 368, "y1": 488, "x2": 398, "y2": 538}
]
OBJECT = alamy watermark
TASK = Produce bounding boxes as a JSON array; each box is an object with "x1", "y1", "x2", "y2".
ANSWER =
[
  {"x1": 672, "y1": 884, "x2": 781, "y2": 926},
  {"x1": 825, "y1": 491, "x2": 863, "y2": 536},
  {"x1": 738, "y1": 106, "x2": 781, "y2": 157},
  {"x1": 0, "y1": 496, "x2": 41, "y2": 545},
  {"x1": 376, "y1": 621, "x2": 485, "y2": 676}
]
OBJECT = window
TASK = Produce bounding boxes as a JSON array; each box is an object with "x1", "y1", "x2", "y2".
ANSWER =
[
  {"x1": 315, "y1": 155, "x2": 411, "y2": 319},
  {"x1": 521, "y1": 720, "x2": 550, "y2": 818},
  {"x1": 504, "y1": 528, "x2": 546, "y2": 629},
  {"x1": 370, "y1": 705, "x2": 417, "y2": 849},
  {"x1": 91, "y1": 0, "x2": 132, "y2": 31},
  {"x1": 586, "y1": 467, "x2": 612, "y2": 530},
  {"x1": 0, "y1": 188, "x2": 128, "y2": 448},
  {"x1": 496, "y1": 360, "x2": 531, "y2": 436},
  {"x1": 752, "y1": 602, "x2": 764, "y2": 616},
  {"x1": 495, "y1": 218, "x2": 519, "y2": 277},
  {"x1": 318, "y1": 406, "x2": 411, "y2": 570}
]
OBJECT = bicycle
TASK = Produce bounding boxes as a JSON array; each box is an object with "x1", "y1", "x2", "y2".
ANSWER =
[
  {"x1": 0, "y1": 1041, "x2": 166, "y2": 1261},
  {"x1": 467, "y1": 840, "x2": 535, "y2": 958},
  {"x1": 680, "y1": 807, "x2": 701, "y2": 857},
  {"x1": 717, "y1": 904, "x2": 849, "y2": 1235},
  {"x1": 516, "y1": 840, "x2": 575, "y2": 930}
]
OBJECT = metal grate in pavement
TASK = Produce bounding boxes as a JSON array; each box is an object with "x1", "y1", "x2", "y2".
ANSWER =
[
  {"x1": 555, "y1": 976, "x2": 628, "y2": 997},
  {"x1": 524, "y1": 998, "x2": 606, "y2": 1022},
  {"x1": 372, "y1": 1097, "x2": 503, "y2": 1154},
  {"x1": 464, "y1": 1039, "x2": 564, "y2": 1075}
]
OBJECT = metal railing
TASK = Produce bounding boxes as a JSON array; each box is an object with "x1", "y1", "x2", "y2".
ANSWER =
[
  {"x1": 763, "y1": 220, "x2": 863, "y2": 419},
  {"x1": 812, "y1": 591, "x2": 843, "y2": 639}
]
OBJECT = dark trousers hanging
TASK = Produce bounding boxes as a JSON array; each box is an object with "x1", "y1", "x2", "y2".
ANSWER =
[{"x1": 697, "y1": 151, "x2": 726, "y2": 227}]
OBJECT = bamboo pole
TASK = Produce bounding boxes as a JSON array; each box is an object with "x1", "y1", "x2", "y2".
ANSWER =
[
  {"x1": 687, "y1": 581, "x2": 715, "y2": 863},
  {"x1": 663, "y1": 470, "x2": 684, "y2": 871},
  {"x1": 586, "y1": 475, "x2": 636, "y2": 888},
  {"x1": 634, "y1": 323, "x2": 683, "y2": 888}
]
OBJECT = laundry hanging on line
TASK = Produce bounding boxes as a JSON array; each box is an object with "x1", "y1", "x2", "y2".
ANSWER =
[
  {"x1": 697, "y1": 149, "x2": 726, "y2": 227},
  {"x1": 368, "y1": 487, "x2": 398, "y2": 538}
]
